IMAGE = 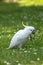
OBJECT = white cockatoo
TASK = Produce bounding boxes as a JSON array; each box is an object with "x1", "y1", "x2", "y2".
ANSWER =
[{"x1": 7, "y1": 23, "x2": 35, "y2": 49}]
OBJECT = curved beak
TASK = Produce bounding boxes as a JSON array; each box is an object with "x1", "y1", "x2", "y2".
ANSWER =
[{"x1": 32, "y1": 29, "x2": 35, "y2": 34}]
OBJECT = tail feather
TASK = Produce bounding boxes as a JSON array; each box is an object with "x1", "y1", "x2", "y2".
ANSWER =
[{"x1": 6, "y1": 47, "x2": 10, "y2": 49}]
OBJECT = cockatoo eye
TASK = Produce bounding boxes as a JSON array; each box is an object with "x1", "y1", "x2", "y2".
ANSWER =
[{"x1": 30, "y1": 29, "x2": 33, "y2": 31}]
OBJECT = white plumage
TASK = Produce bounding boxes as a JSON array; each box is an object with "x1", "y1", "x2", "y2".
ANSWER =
[{"x1": 7, "y1": 24, "x2": 35, "y2": 49}]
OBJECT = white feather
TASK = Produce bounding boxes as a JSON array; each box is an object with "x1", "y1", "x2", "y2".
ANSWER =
[{"x1": 7, "y1": 26, "x2": 35, "y2": 49}]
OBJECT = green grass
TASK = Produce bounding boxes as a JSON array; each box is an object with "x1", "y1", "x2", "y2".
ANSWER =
[{"x1": 0, "y1": 3, "x2": 43, "y2": 65}]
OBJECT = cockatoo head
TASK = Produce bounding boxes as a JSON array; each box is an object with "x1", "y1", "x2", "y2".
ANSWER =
[
  {"x1": 22, "y1": 22, "x2": 35, "y2": 34},
  {"x1": 24, "y1": 26, "x2": 35, "y2": 34}
]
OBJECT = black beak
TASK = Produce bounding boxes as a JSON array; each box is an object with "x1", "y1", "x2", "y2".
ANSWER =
[{"x1": 32, "y1": 30, "x2": 35, "y2": 34}]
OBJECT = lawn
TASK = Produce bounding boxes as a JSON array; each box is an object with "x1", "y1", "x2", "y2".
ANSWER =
[{"x1": 0, "y1": 2, "x2": 43, "y2": 65}]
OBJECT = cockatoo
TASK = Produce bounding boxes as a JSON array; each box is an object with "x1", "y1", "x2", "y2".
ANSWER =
[{"x1": 7, "y1": 23, "x2": 35, "y2": 49}]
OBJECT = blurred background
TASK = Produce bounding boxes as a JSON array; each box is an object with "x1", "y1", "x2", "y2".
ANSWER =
[
  {"x1": 0, "y1": 0, "x2": 43, "y2": 5},
  {"x1": 0, "y1": 0, "x2": 43, "y2": 65}
]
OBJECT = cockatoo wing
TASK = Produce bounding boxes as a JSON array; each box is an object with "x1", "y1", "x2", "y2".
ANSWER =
[{"x1": 8, "y1": 30, "x2": 26, "y2": 48}]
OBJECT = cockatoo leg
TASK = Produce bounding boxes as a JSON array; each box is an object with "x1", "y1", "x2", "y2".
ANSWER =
[{"x1": 29, "y1": 35, "x2": 33, "y2": 41}]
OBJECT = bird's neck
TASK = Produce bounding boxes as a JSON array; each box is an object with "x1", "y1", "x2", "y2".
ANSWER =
[{"x1": 24, "y1": 28, "x2": 32, "y2": 36}]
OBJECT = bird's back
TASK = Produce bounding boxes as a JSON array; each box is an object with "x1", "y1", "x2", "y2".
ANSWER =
[{"x1": 9, "y1": 30, "x2": 24, "y2": 48}]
